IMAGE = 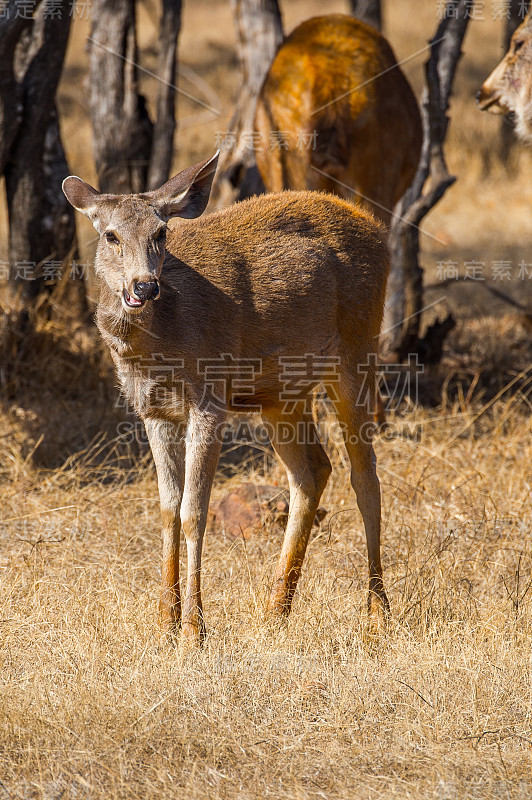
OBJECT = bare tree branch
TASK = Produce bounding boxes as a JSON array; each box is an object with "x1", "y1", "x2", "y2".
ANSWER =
[{"x1": 384, "y1": 0, "x2": 472, "y2": 361}]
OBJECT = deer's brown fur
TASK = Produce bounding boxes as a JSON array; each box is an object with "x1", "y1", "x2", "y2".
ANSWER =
[
  {"x1": 254, "y1": 14, "x2": 422, "y2": 226},
  {"x1": 63, "y1": 154, "x2": 390, "y2": 646},
  {"x1": 478, "y1": 11, "x2": 532, "y2": 142}
]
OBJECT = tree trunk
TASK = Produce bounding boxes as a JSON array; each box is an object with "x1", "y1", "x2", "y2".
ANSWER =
[
  {"x1": 147, "y1": 0, "x2": 182, "y2": 190},
  {"x1": 3, "y1": 0, "x2": 76, "y2": 304},
  {"x1": 88, "y1": 0, "x2": 153, "y2": 194},
  {"x1": 500, "y1": 0, "x2": 530, "y2": 159},
  {"x1": 350, "y1": 0, "x2": 382, "y2": 31},
  {"x1": 383, "y1": 0, "x2": 471, "y2": 361},
  {"x1": 0, "y1": 2, "x2": 32, "y2": 176},
  {"x1": 211, "y1": 0, "x2": 283, "y2": 207},
  {"x1": 89, "y1": 0, "x2": 182, "y2": 195}
]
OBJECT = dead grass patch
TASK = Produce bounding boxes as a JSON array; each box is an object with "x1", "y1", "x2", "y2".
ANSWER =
[{"x1": 1, "y1": 384, "x2": 531, "y2": 799}]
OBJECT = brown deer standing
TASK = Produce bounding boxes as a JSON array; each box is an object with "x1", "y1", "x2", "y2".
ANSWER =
[
  {"x1": 63, "y1": 153, "x2": 390, "y2": 646},
  {"x1": 478, "y1": 11, "x2": 532, "y2": 142},
  {"x1": 254, "y1": 14, "x2": 422, "y2": 226}
]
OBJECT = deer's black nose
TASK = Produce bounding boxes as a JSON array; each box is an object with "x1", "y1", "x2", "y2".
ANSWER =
[{"x1": 134, "y1": 280, "x2": 160, "y2": 301}]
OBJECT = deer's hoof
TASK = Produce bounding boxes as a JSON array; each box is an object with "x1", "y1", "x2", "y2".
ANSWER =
[
  {"x1": 180, "y1": 621, "x2": 206, "y2": 649},
  {"x1": 366, "y1": 590, "x2": 390, "y2": 636}
]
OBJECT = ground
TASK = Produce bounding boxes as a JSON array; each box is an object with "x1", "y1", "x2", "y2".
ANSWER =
[{"x1": 0, "y1": 1, "x2": 531, "y2": 799}]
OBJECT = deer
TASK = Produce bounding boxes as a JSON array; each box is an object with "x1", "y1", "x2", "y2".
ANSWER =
[
  {"x1": 62, "y1": 152, "x2": 390, "y2": 647},
  {"x1": 477, "y1": 10, "x2": 532, "y2": 143},
  {"x1": 253, "y1": 14, "x2": 422, "y2": 227}
]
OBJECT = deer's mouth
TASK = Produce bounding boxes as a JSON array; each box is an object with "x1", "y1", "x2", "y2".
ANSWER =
[
  {"x1": 482, "y1": 97, "x2": 507, "y2": 114},
  {"x1": 122, "y1": 288, "x2": 146, "y2": 314},
  {"x1": 477, "y1": 91, "x2": 510, "y2": 114}
]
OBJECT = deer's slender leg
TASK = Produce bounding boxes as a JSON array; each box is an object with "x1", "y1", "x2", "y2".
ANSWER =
[
  {"x1": 263, "y1": 405, "x2": 332, "y2": 616},
  {"x1": 145, "y1": 418, "x2": 186, "y2": 634},
  {"x1": 180, "y1": 407, "x2": 225, "y2": 645},
  {"x1": 333, "y1": 372, "x2": 389, "y2": 615}
]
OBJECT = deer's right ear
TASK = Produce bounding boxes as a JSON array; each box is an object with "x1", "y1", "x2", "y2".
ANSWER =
[{"x1": 62, "y1": 177, "x2": 104, "y2": 232}]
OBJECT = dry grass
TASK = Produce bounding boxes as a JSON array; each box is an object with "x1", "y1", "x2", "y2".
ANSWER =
[
  {"x1": 1, "y1": 384, "x2": 531, "y2": 799},
  {"x1": 1, "y1": 0, "x2": 532, "y2": 797}
]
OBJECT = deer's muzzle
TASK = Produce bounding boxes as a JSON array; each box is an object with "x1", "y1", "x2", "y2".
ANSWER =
[
  {"x1": 477, "y1": 87, "x2": 507, "y2": 113},
  {"x1": 134, "y1": 280, "x2": 160, "y2": 301},
  {"x1": 122, "y1": 279, "x2": 160, "y2": 313}
]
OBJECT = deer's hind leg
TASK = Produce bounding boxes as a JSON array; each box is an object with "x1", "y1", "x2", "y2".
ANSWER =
[
  {"x1": 330, "y1": 367, "x2": 389, "y2": 616},
  {"x1": 263, "y1": 404, "x2": 332, "y2": 617}
]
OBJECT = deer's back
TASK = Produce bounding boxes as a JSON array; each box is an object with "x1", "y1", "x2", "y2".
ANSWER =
[
  {"x1": 254, "y1": 15, "x2": 421, "y2": 223},
  {"x1": 154, "y1": 191, "x2": 388, "y2": 366}
]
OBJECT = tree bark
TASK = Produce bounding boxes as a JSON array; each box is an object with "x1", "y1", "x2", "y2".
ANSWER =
[
  {"x1": 383, "y1": 0, "x2": 471, "y2": 361},
  {"x1": 211, "y1": 0, "x2": 283, "y2": 206},
  {"x1": 147, "y1": 0, "x2": 182, "y2": 190},
  {"x1": 0, "y1": 2, "x2": 33, "y2": 176},
  {"x1": 3, "y1": 0, "x2": 76, "y2": 304},
  {"x1": 89, "y1": 0, "x2": 182, "y2": 195},
  {"x1": 88, "y1": 0, "x2": 153, "y2": 194},
  {"x1": 350, "y1": 0, "x2": 382, "y2": 31}
]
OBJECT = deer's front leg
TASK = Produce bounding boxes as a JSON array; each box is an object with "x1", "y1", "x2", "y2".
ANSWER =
[
  {"x1": 145, "y1": 418, "x2": 185, "y2": 635},
  {"x1": 180, "y1": 407, "x2": 225, "y2": 646}
]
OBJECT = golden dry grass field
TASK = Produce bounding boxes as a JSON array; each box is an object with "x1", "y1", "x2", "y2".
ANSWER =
[{"x1": 1, "y1": 1, "x2": 532, "y2": 798}]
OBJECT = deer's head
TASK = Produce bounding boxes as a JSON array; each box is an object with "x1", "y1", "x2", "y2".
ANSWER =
[
  {"x1": 62, "y1": 153, "x2": 218, "y2": 314},
  {"x1": 478, "y1": 13, "x2": 532, "y2": 142}
]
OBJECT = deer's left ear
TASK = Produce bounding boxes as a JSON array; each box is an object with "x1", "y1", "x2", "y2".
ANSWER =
[{"x1": 146, "y1": 152, "x2": 219, "y2": 220}]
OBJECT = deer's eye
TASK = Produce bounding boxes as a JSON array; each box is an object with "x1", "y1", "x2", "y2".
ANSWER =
[
  {"x1": 155, "y1": 228, "x2": 167, "y2": 241},
  {"x1": 105, "y1": 231, "x2": 119, "y2": 245},
  {"x1": 514, "y1": 39, "x2": 524, "y2": 53}
]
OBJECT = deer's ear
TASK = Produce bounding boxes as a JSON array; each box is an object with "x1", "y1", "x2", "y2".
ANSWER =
[
  {"x1": 62, "y1": 177, "x2": 105, "y2": 232},
  {"x1": 147, "y1": 152, "x2": 219, "y2": 220}
]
